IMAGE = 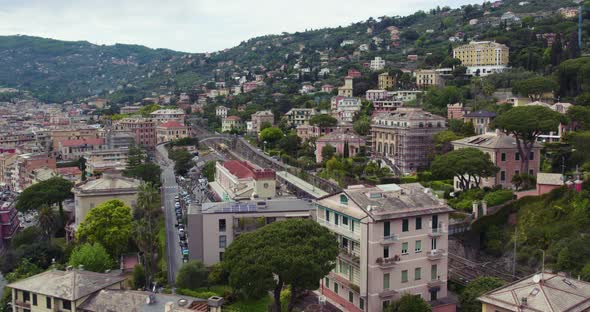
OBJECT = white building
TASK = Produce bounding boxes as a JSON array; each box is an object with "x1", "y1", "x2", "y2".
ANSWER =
[{"x1": 370, "y1": 57, "x2": 386, "y2": 71}]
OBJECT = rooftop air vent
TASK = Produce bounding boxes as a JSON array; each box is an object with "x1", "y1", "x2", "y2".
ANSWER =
[{"x1": 178, "y1": 298, "x2": 188, "y2": 306}]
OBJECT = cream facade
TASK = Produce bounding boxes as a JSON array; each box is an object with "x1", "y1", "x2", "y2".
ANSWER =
[
  {"x1": 416, "y1": 70, "x2": 444, "y2": 88},
  {"x1": 316, "y1": 184, "x2": 453, "y2": 312},
  {"x1": 378, "y1": 73, "x2": 396, "y2": 90},
  {"x1": 339, "y1": 77, "x2": 354, "y2": 97},
  {"x1": 453, "y1": 41, "x2": 509, "y2": 76}
]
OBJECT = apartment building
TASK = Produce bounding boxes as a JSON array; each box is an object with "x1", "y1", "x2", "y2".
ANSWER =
[
  {"x1": 372, "y1": 101, "x2": 403, "y2": 114},
  {"x1": 378, "y1": 73, "x2": 396, "y2": 90},
  {"x1": 453, "y1": 41, "x2": 509, "y2": 76},
  {"x1": 463, "y1": 110, "x2": 496, "y2": 134},
  {"x1": 0, "y1": 151, "x2": 18, "y2": 187},
  {"x1": 371, "y1": 109, "x2": 447, "y2": 174},
  {"x1": 114, "y1": 118, "x2": 157, "y2": 149},
  {"x1": 83, "y1": 149, "x2": 129, "y2": 175},
  {"x1": 156, "y1": 120, "x2": 190, "y2": 144},
  {"x1": 315, "y1": 132, "x2": 366, "y2": 162},
  {"x1": 478, "y1": 272, "x2": 590, "y2": 311},
  {"x1": 119, "y1": 105, "x2": 142, "y2": 114},
  {"x1": 415, "y1": 70, "x2": 444, "y2": 88},
  {"x1": 446, "y1": 103, "x2": 470, "y2": 120},
  {"x1": 187, "y1": 198, "x2": 314, "y2": 265},
  {"x1": 57, "y1": 138, "x2": 106, "y2": 161},
  {"x1": 7, "y1": 269, "x2": 126, "y2": 312},
  {"x1": 366, "y1": 90, "x2": 390, "y2": 102},
  {"x1": 296, "y1": 124, "x2": 354, "y2": 141},
  {"x1": 339, "y1": 77, "x2": 354, "y2": 97},
  {"x1": 149, "y1": 108, "x2": 186, "y2": 124},
  {"x1": 316, "y1": 183, "x2": 453, "y2": 312},
  {"x1": 250, "y1": 110, "x2": 274, "y2": 134},
  {"x1": 51, "y1": 127, "x2": 100, "y2": 150},
  {"x1": 216, "y1": 105, "x2": 229, "y2": 119},
  {"x1": 0, "y1": 199, "x2": 20, "y2": 251},
  {"x1": 221, "y1": 116, "x2": 244, "y2": 133},
  {"x1": 370, "y1": 57, "x2": 386, "y2": 71},
  {"x1": 284, "y1": 108, "x2": 318, "y2": 127},
  {"x1": 13, "y1": 153, "x2": 57, "y2": 192},
  {"x1": 451, "y1": 132, "x2": 542, "y2": 190},
  {"x1": 335, "y1": 98, "x2": 362, "y2": 123}
]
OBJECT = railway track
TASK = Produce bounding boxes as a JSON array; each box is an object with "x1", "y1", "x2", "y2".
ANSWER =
[{"x1": 448, "y1": 253, "x2": 520, "y2": 285}]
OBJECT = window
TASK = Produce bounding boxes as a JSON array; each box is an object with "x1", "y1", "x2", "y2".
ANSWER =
[
  {"x1": 515, "y1": 152, "x2": 520, "y2": 160},
  {"x1": 384, "y1": 247, "x2": 389, "y2": 258},
  {"x1": 342, "y1": 216, "x2": 349, "y2": 226},
  {"x1": 63, "y1": 300, "x2": 72, "y2": 310},
  {"x1": 326, "y1": 210, "x2": 330, "y2": 222},
  {"x1": 401, "y1": 270, "x2": 408, "y2": 283},
  {"x1": 383, "y1": 273, "x2": 390, "y2": 289},
  {"x1": 500, "y1": 171, "x2": 506, "y2": 181},
  {"x1": 402, "y1": 219, "x2": 409, "y2": 232},
  {"x1": 415, "y1": 267, "x2": 422, "y2": 280},
  {"x1": 339, "y1": 261, "x2": 349, "y2": 275},
  {"x1": 384, "y1": 221, "x2": 390, "y2": 237},
  {"x1": 501, "y1": 153, "x2": 506, "y2": 161},
  {"x1": 402, "y1": 242, "x2": 409, "y2": 254},
  {"x1": 219, "y1": 252, "x2": 224, "y2": 261},
  {"x1": 431, "y1": 238, "x2": 437, "y2": 250},
  {"x1": 31, "y1": 294, "x2": 37, "y2": 306},
  {"x1": 349, "y1": 291, "x2": 354, "y2": 303},
  {"x1": 325, "y1": 277, "x2": 330, "y2": 288},
  {"x1": 340, "y1": 194, "x2": 348, "y2": 205},
  {"x1": 334, "y1": 283, "x2": 339, "y2": 294},
  {"x1": 431, "y1": 264, "x2": 438, "y2": 281},
  {"x1": 529, "y1": 169, "x2": 534, "y2": 176},
  {"x1": 219, "y1": 235, "x2": 227, "y2": 248},
  {"x1": 335, "y1": 214, "x2": 339, "y2": 225},
  {"x1": 530, "y1": 151, "x2": 534, "y2": 160},
  {"x1": 415, "y1": 240, "x2": 422, "y2": 253},
  {"x1": 46, "y1": 297, "x2": 52, "y2": 309},
  {"x1": 23, "y1": 291, "x2": 30, "y2": 302},
  {"x1": 416, "y1": 217, "x2": 422, "y2": 230},
  {"x1": 218, "y1": 219, "x2": 226, "y2": 232},
  {"x1": 383, "y1": 300, "x2": 390, "y2": 310},
  {"x1": 342, "y1": 237, "x2": 349, "y2": 249},
  {"x1": 359, "y1": 298, "x2": 364, "y2": 310}
]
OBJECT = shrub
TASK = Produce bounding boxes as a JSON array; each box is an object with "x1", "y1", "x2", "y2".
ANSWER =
[{"x1": 483, "y1": 190, "x2": 514, "y2": 206}]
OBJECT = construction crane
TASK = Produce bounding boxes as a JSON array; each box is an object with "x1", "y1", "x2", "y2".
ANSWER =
[{"x1": 579, "y1": 5, "x2": 590, "y2": 47}]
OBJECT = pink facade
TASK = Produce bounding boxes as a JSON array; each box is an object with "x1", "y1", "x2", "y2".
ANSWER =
[
  {"x1": 296, "y1": 125, "x2": 354, "y2": 141},
  {"x1": 315, "y1": 133, "x2": 366, "y2": 162},
  {"x1": 348, "y1": 69, "x2": 362, "y2": 78},
  {"x1": 116, "y1": 118, "x2": 157, "y2": 149},
  {"x1": 0, "y1": 201, "x2": 20, "y2": 243},
  {"x1": 372, "y1": 101, "x2": 403, "y2": 114},
  {"x1": 366, "y1": 90, "x2": 389, "y2": 101}
]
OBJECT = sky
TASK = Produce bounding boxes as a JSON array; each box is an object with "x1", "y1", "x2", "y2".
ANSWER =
[{"x1": 0, "y1": 0, "x2": 476, "y2": 53}]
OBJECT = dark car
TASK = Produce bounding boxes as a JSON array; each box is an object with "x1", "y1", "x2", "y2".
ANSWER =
[
  {"x1": 179, "y1": 232, "x2": 186, "y2": 240},
  {"x1": 179, "y1": 241, "x2": 188, "y2": 248}
]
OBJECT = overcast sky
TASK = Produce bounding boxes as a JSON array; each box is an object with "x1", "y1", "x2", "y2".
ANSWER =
[{"x1": 0, "y1": 0, "x2": 476, "y2": 53}]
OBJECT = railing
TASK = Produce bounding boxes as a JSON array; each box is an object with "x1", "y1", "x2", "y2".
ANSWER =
[
  {"x1": 318, "y1": 219, "x2": 360, "y2": 240},
  {"x1": 339, "y1": 247, "x2": 360, "y2": 265},
  {"x1": 376, "y1": 255, "x2": 399, "y2": 268},
  {"x1": 379, "y1": 289, "x2": 398, "y2": 298},
  {"x1": 428, "y1": 225, "x2": 447, "y2": 237},
  {"x1": 427, "y1": 249, "x2": 445, "y2": 260},
  {"x1": 427, "y1": 278, "x2": 444, "y2": 288},
  {"x1": 380, "y1": 234, "x2": 399, "y2": 245}
]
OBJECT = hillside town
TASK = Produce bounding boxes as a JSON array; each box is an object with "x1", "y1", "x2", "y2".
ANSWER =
[{"x1": 2, "y1": 0, "x2": 590, "y2": 311}]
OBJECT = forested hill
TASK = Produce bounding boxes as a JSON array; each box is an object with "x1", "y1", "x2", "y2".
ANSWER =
[{"x1": 0, "y1": 0, "x2": 585, "y2": 103}]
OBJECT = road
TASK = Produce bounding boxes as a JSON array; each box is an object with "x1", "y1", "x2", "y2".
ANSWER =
[{"x1": 156, "y1": 144, "x2": 182, "y2": 286}]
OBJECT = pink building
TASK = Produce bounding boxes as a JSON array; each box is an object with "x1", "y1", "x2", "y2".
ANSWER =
[
  {"x1": 451, "y1": 132, "x2": 542, "y2": 190},
  {"x1": 0, "y1": 199, "x2": 20, "y2": 251},
  {"x1": 322, "y1": 85, "x2": 335, "y2": 93},
  {"x1": 297, "y1": 124, "x2": 354, "y2": 141},
  {"x1": 115, "y1": 118, "x2": 157, "y2": 149},
  {"x1": 446, "y1": 103, "x2": 469, "y2": 120},
  {"x1": 315, "y1": 132, "x2": 366, "y2": 162},
  {"x1": 348, "y1": 69, "x2": 362, "y2": 78},
  {"x1": 316, "y1": 183, "x2": 454, "y2": 312},
  {"x1": 515, "y1": 173, "x2": 564, "y2": 199},
  {"x1": 250, "y1": 110, "x2": 274, "y2": 134},
  {"x1": 372, "y1": 101, "x2": 403, "y2": 114},
  {"x1": 243, "y1": 81, "x2": 261, "y2": 93},
  {"x1": 366, "y1": 90, "x2": 389, "y2": 102}
]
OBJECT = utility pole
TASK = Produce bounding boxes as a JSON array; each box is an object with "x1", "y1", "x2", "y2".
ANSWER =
[{"x1": 513, "y1": 227, "x2": 517, "y2": 278}]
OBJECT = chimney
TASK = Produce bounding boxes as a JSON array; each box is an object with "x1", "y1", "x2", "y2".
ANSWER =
[{"x1": 208, "y1": 296, "x2": 224, "y2": 312}]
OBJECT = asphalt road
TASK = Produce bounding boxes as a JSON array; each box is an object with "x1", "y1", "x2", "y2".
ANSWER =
[{"x1": 156, "y1": 144, "x2": 182, "y2": 287}]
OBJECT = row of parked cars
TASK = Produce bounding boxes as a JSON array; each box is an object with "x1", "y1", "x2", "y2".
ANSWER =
[{"x1": 174, "y1": 194, "x2": 189, "y2": 263}]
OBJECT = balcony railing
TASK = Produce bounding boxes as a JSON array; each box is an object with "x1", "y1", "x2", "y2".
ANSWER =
[
  {"x1": 427, "y1": 279, "x2": 444, "y2": 289},
  {"x1": 339, "y1": 247, "x2": 360, "y2": 265},
  {"x1": 318, "y1": 219, "x2": 360, "y2": 240},
  {"x1": 376, "y1": 255, "x2": 399, "y2": 268},
  {"x1": 379, "y1": 289, "x2": 398, "y2": 298},
  {"x1": 380, "y1": 234, "x2": 399, "y2": 245},
  {"x1": 427, "y1": 249, "x2": 445, "y2": 261},
  {"x1": 428, "y1": 225, "x2": 447, "y2": 237}
]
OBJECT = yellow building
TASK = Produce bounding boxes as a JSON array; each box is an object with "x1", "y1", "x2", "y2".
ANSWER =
[
  {"x1": 71, "y1": 172, "x2": 140, "y2": 232},
  {"x1": 378, "y1": 72, "x2": 396, "y2": 90},
  {"x1": 453, "y1": 41, "x2": 509, "y2": 76},
  {"x1": 416, "y1": 70, "x2": 444, "y2": 88},
  {"x1": 338, "y1": 76, "x2": 354, "y2": 97}
]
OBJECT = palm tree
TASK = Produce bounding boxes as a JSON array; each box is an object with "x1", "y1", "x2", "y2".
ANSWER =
[
  {"x1": 38, "y1": 205, "x2": 59, "y2": 241},
  {"x1": 133, "y1": 182, "x2": 161, "y2": 288}
]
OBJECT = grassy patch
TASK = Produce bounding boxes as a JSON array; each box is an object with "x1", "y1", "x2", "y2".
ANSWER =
[{"x1": 226, "y1": 295, "x2": 272, "y2": 312}]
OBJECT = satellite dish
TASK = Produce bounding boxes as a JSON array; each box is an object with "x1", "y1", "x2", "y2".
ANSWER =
[{"x1": 533, "y1": 274, "x2": 541, "y2": 284}]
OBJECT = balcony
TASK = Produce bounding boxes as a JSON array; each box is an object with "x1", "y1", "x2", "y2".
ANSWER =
[
  {"x1": 428, "y1": 226, "x2": 447, "y2": 238},
  {"x1": 379, "y1": 234, "x2": 399, "y2": 245},
  {"x1": 379, "y1": 289, "x2": 398, "y2": 298},
  {"x1": 339, "y1": 247, "x2": 360, "y2": 265},
  {"x1": 376, "y1": 255, "x2": 399, "y2": 268},
  {"x1": 318, "y1": 219, "x2": 360, "y2": 241},
  {"x1": 427, "y1": 279, "x2": 444, "y2": 289},
  {"x1": 427, "y1": 249, "x2": 445, "y2": 261}
]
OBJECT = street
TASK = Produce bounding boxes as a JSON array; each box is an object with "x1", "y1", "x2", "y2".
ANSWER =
[{"x1": 156, "y1": 144, "x2": 182, "y2": 286}]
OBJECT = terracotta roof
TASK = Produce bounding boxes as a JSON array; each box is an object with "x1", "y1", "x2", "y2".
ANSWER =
[
  {"x1": 223, "y1": 160, "x2": 255, "y2": 179},
  {"x1": 224, "y1": 116, "x2": 241, "y2": 121},
  {"x1": 60, "y1": 138, "x2": 105, "y2": 147},
  {"x1": 57, "y1": 167, "x2": 82, "y2": 176},
  {"x1": 158, "y1": 120, "x2": 185, "y2": 128}
]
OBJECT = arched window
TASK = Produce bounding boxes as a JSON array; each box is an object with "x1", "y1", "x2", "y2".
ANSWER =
[
  {"x1": 383, "y1": 143, "x2": 388, "y2": 156},
  {"x1": 340, "y1": 195, "x2": 348, "y2": 205}
]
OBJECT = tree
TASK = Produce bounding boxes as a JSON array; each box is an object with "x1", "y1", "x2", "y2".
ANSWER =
[
  {"x1": 321, "y1": 145, "x2": 336, "y2": 161},
  {"x1": 69, "y1": 243, "x2": 113, "y2": 273},
  {"x1": 385, "y1": 293, "x2": 432, "y2": 312},
  {"x1": 495, "y1": 106, "x2": 561, "y2": 177},
  {"x1": 133, "y1": 183, "x2": 160, "y2": 288},
  {"x1": 259, "y1": 127, "x2": 284, "y2": 147},
  {"x1": 124, "y1": 163, "x2": 162, "y2": 186},
  {"x1": 208, "y1": 262, "x2": 228, "y2": 285},
  {"x1": 4, "y1": 259, "x2": 43, "y2": 283},
  {"x1": 176, "y1": 260, "x2": 209, "y2": 290},
  {"x1": 76, "y1": 199, "x2": 133, "y2": 257},
  {"x1": 576, "y1": 93, "x2": 590, "y2": 106},
  {"x1": 512, "y1": 77, "x2": 558, "y2": 101},
  {"x1": 223, "y1": 219, "x2": 338, "y2": 312},
  {"x1": 202, "y1": 161, "x2": 216, "y2": 181},
  {"x1": 37, "y1": 206, "x2": 59, "y2": 240},
  {"x1": 15, "y1": 176, "x2": 74, "y2": 217},
  {"x1": 278, "y1": 134, "x2": 300, "y2": 155},
  {"x1": 431, "y1": 148, "x2": 499, "y2": 191},
  {"x1": 567, "y1": 31, "x2": 581, "y2": 59},
  {"x1": 353, "y1": 115, "x2": 371, "y2": 136},
  {"x1": 168, "y1": 148, "x2": 194, "y2": 176},
  {"x1": 78, "y1": 156, "x2": 87, "y2": 181},
  {"x1": 343, "y1": 141, "x2": 350, "y2": 158},
  {"x1": 126, "y1": 146, "x2": 146, "y2": 170},
  {"x1": 449, "y1": 119, "x2": 475, "y2": 136},
  {"x1": 460, "y1": 277, "x2": 505, "y2": 312},
  {"x1": 309, "y1": 114, "x2": 338, "y2": 127},
  {"x1": 133, "y1": 264, "x2": 147, "y2": 290}
]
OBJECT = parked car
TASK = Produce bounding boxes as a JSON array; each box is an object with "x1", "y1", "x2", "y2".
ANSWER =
[
  {"x1": 174, "y1": 202, "x2": 181, "y2": 209},
  {"x1": 179, "y1": 232, "x2": 186, "y2": 240},
  {"x1": 179, "y1": 241, "x2": 188, "y2": 248}
]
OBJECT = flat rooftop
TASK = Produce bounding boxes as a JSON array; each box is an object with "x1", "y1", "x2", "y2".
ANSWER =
[
  {"x1": 190, "y1": 198, "x2": 314, "y2": 215},
  {"x1": 276, "y1": 171, "x2": 329, "y2": 199}
]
